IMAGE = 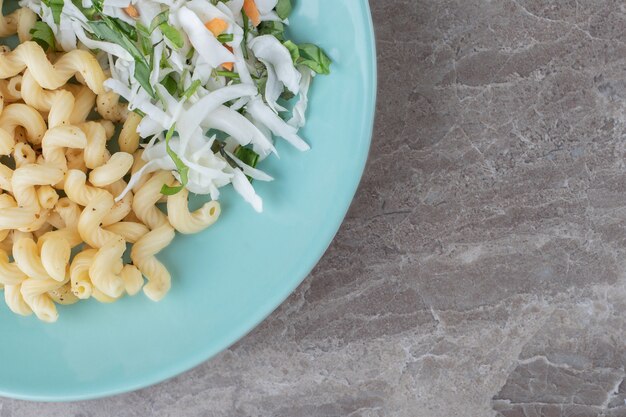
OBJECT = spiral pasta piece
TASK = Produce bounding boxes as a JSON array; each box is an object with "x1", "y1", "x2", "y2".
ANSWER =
[
  {"x1": 102, "y1": 179, "x2": 133, "y2": 226},
  {"x1": 37, "y1": 185, "x2": 59, "y2": 210},
  {"x1": 119, "y1": 111, "x2": 142, "y2": 153},
  {"x1": 6, "y1": 76, "x2": 21, "y2": 101},
  {"x1": 0, "y1": 0, "x2": 19, "y2": 37},
  {"x1": 89, "y1": 152, "x2": 133, "y2": 187},
  {"x1": 70, "y1": 248, "x2": 95, "y2": 300},
  {"x1": 131, "y1": 224, "x2": 175, "y2": 302},
  {"x1": 132, "y1": 171, "x2": 174, "y2": 230},
  {"x1": 12, "y1": 232, "x2": 50, "y2": 281},
  {"x1": 0, "y1": 248, "x2": 27, "y2": 286},
  {"x1": 78, "y1": 122, "x2": 109, "y2": 169},
  {"x1": 77, "y1": 191, "x2": 120, "y2": 248},
  {"x1": 20, "y1": 277, "x2": 63, "y2": 322},
  {"x1": 21, "y1": 70, "x2": 76, "y2": 128},
  {"x1": 41, "y1": 125, "x2": 88, "y2": 171},
  {"x1": 0, "y1": 206, "x2": 37, "y2": 229},
  {"x1": 0, "y1": 102, "x2": 46, "y2": 153},
  {"x1": 15, "y1": 8, "x2": 36, "y2": 43},
  {"x1": 0, "y1": 193, "x2": 15, "y2": 241},
  {"x1": 4, "y1": 284, "x2": 32, "y2": 316},
  {"x1": 0, "y1": 1, "x2": 35, "y2": 40},
  {"x1": 0, "y1": 164, "x2": 12, "y2": 192},
  {"x1": 64, "y1": 84, "x2": 96, "y2": 125},
  {"x1": 0, "y1": 79, "x2": 21, "y2": 103},
  {"x1": 47, "y1": 282, "x2": 79, "y2": 305},
  {"x1": 130, "y1": 149, "x2": 149, "y2": 192},
  {"x1": 13, "y1": 142, "x2": 36, "y2": 167},
  {"x1": 89, "y1": 235, "x2": 126, "y2": 298},
  {"x1": 167, "y1": 189, "x2": 221, "y2": 234},
  {"x1": 0, "y1": 42, "x2": 105, "y2": 93},
  {"x1": 54, "y1": 197, "x2": 82, "y2": 229},
  {"x1": 121, "y1": 264, "x2": 143, "y2": 296},
  {"x1": 104, "y1": 222, "x2": 149, "y2": 243},
  {"x1": 12, "y1": 164, "x2": 64, "y2": 209},
  {"x1": 64, "y1": 169, "x2": 106, "y2": 206},
  {"x1": 96, "y1": 91, "x2": 128, "y2": 122},
  {"x1": 40, "y1": 235, "x2": 72, "y2": 282}
]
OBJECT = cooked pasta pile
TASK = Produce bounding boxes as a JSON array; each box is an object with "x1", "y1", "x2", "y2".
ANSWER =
[
  {"x1": 0, "y1": 0, "x2": 331, "y2": 322},
  {"x1": 0, "y1": 39, "x2": 220, "y2": 322}
]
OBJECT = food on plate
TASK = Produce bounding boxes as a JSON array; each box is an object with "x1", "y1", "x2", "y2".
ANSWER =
[{"x1": 0, "y1": 0, "x2": 330, "y2": 322}]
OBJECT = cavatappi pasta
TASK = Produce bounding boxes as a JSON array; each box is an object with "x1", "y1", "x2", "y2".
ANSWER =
[{"x1": 0, "y1": 42, "x2": 221, "y2": 322}]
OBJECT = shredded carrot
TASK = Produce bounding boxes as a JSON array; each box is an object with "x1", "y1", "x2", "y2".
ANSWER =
[
  {"x1": 243, "y1": 0, "x2": 261, "y2": 27},
  {"x1": 123, "y1": 4, "x2": 139, "y2": 18},
  {"x1": 222, "y1": 45, "x2": 234, "y2": 71},
  {"x1": 204, "y1": 18, "x2": 229, "y2": 37}
]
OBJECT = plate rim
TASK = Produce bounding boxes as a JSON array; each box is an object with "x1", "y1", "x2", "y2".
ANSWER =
[{"x1": 0, "y1": 0, "x2": 377, "y2": 402}]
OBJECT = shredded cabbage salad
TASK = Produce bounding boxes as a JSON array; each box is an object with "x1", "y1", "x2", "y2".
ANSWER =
[{"x1": 21, "y1": 0, "x2": 331, "y2": 212}]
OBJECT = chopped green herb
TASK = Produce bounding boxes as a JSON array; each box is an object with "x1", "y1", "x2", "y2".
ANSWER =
[
  {"x1": 282, "y1": 40, "x2": 299, "y2": 63},
  {"x1": 241, "y1": 9, "x2": 249, "y2": 60},
  {"x1": 160, "y1": 124, "x2": 189, "y2": 195},
  {"x1": 258, "y1": 21, "x2": 285, "y2": 40},
  {"x1": 159, "y1": 23, "x2": 184, "y2": 49},
  {"x1": 149, "y1": 10, "x2": 169, "y2": 33},
  {"x1": 111, "y1": 17, "x2": 137, "y2": 41},
  {"x1": 133, "y1": 108, "x2": 146, "y2": 117},
  {"x1": 275, "y1": 0, "x2": 292, "y2": 20},
  {"x1": 88, "y1": 19, "x2": 155, "y2": 97},
  {"x1": 29, "y1": 21, "x2": 56, "y2": 51},
  {"x1": 216, "y1": 33, "x2": 234, "y2": 43},
  {"x1": 297, "y1": 43, "x2": 332, "y2": 75},
  {"x1": 216, "y1": 70, "x2": 240, "y2": 79},
  {"x1": 161, "y1": 74, "x2": 178, "y2": 96},
  {"x1": 42, "y1": 0, "x2": 63, "y2": 25},
  {"x1": 234, "y1": 146, "x2": 259, "y2": 168},
  {"x1": 182, "y1": 79, "x2": 202, "y2": 99}
]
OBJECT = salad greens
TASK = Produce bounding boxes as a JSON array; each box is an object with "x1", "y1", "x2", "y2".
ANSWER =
[{"x1": 20, "y1": 0, "x2": 331, "y2": 212}]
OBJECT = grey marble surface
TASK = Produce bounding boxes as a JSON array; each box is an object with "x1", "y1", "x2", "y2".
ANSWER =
[{"x1": 4, "y1": 0, "x2": 626, "y2": 416}]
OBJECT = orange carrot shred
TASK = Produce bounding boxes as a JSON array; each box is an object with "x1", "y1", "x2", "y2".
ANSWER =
[
  {"x1": 204, "y1": 18, "x2": 229, "y2": 37},
  {"x1": 243, "y1": 0, "x2": 261, "y2": 27},
  {"x1": 123, "y1": 5, "x2": 139, "y2": 18},
  {"x1": 222, "y1": 45, "x2": 234, "y2": 71}
]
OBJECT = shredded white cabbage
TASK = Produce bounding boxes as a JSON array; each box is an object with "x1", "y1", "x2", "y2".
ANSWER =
[{"x1": 27, "y1": 0, "x2": 328, "y2": 212}]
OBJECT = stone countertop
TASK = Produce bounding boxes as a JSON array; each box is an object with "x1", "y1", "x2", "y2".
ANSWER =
[{"x1": 4, "y1": 1, "x2": 626, "y2": 416}]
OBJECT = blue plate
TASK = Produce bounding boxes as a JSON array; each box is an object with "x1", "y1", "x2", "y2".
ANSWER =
[{"x1": 0, "y1": 0, "x2": 376, "y2": 401}]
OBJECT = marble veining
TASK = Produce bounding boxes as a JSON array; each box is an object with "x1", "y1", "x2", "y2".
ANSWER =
[{"x1": 3, "y1": 0, "x2": 626, "y2": 416}]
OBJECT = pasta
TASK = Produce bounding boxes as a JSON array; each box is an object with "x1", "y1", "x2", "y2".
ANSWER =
[
  {"x1": 131, "y1": 224, "x2": 175, "y2": 302},
  {"x1": 11, "y1": 164, "x2": 63, "y2": 208},
  {"x1": 0, "y1": 42, "x2": 105, "y2": 93},
  {"x1": 13, "y1": 232, "x2": 51, "y2": 281},
  {"x1": 0, "y1": 42, "x2": 222, "y2": 322},
  {"x1": 89, "y1": 236, "x2": 125, "y2": 298},
  {"x1": 0, "y1": 102, "x2": 46, "y2": 153},
  {"x1": 40, "y1": 236, "x2": 71, "y2": 282},
  {"x1": 132, "y1": 171, "x2": 174, "y2": 230},
  {"x1": 88, "y1": 152, "x2": 133, "y2": 187},
  {"x1": 41, "y1": 125, "x2": 87, "y2": 171},
  {"x1": 21, "y1": 70, "x2": 75, "y2": 128},
  {"x1": 104, "y1": 222, "x2": 149, "y2": 243},
  {"x1": 96, "y1": 91, "x2": 128, "y2": 123},
  {"x1": 69, "y1": 249, "x2": 95, "y2": 300},
  {"x1": 119, "y1": 112, "x2": 142, "y2": 154},
  {"x1": 77, "y1": 191, "x2": 118, "y2": 248},
  {"x1": 47, "y1": 283, "x2": 78, "y2": 305},
  {"x1": 102, "y1": 180, "x2": 133, "y2": 226},
  {"x1": 4, "y1": 284, "x2": 31, "y2": 316},
  {"x1": 79, "y1": 122, "x2": 109, "y2": 169},
  {"x1": 20, "y1": 276, "x2": 64, "y2": 322},
  {"x1": 167, "y1": 188, "x2": 221, "y2": 234}
]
